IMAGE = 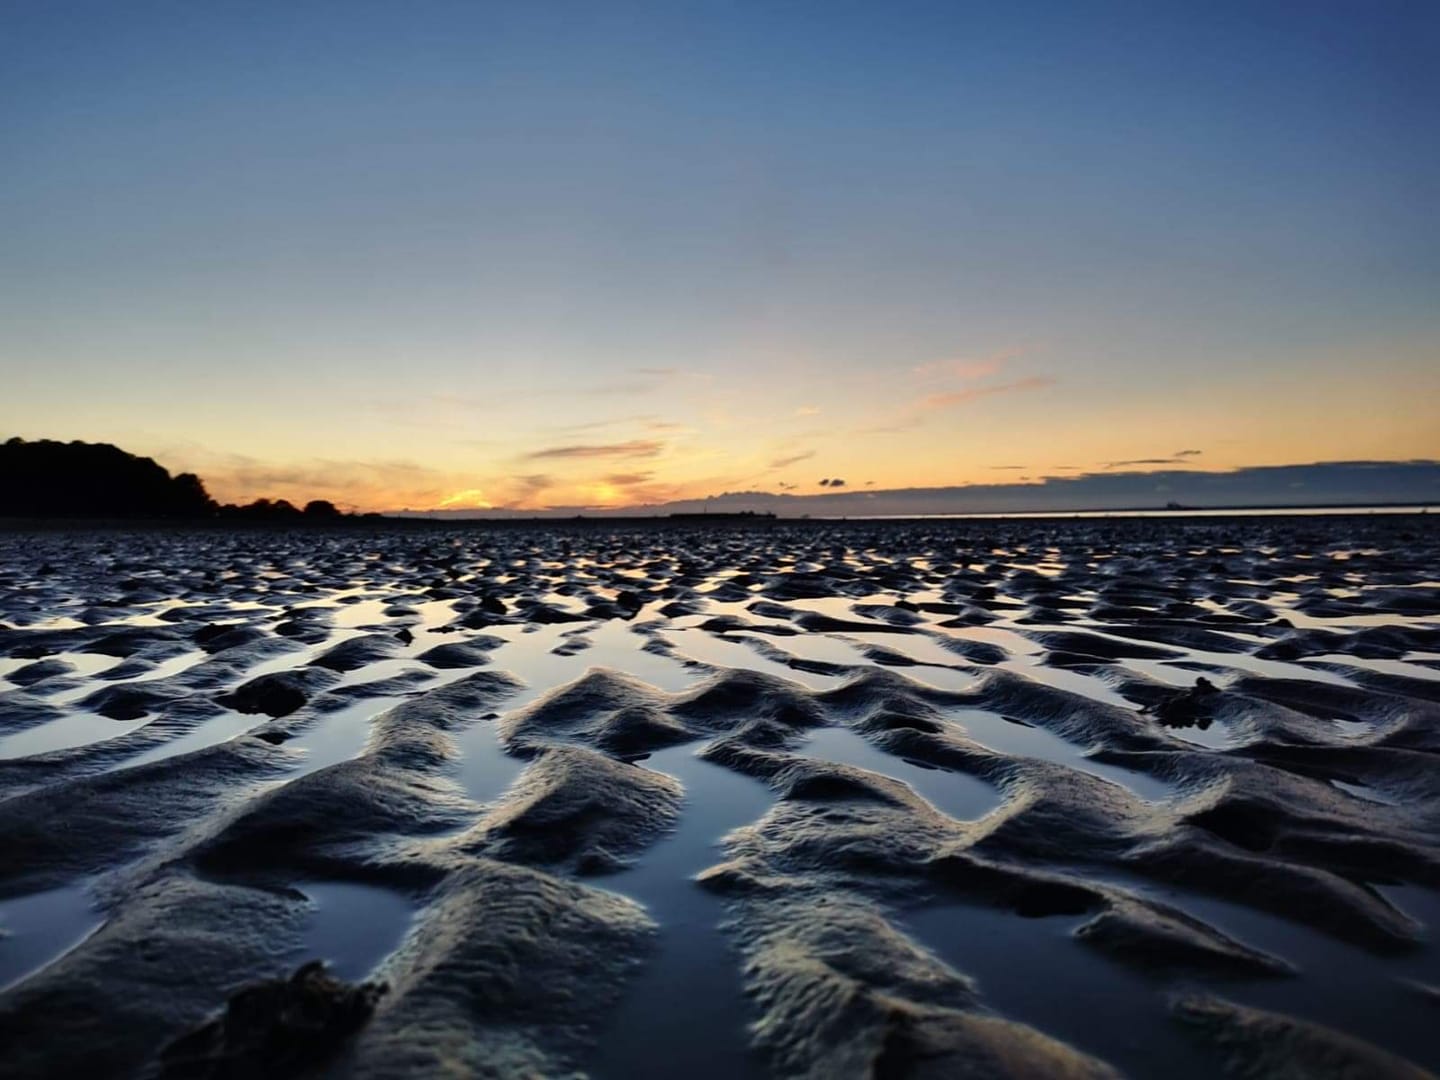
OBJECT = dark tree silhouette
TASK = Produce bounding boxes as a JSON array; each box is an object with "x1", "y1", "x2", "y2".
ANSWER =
[
  {"x1": 0, "y1": 438, "x2": 218, "y2": 518},
  {"x1": 303, "y1": 499, "x2": 341, "y2": 519},
  {"x1": 219, "y1": 498, "x2": 303, "y2": 522},
  {"x1": 0, "y1": 438, "x2": 364, "y2": 522}
]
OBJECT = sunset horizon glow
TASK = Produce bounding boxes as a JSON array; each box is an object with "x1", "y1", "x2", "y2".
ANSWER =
[{"x1": 4, "y1": 2, "x2": 1436, "y2": 513}]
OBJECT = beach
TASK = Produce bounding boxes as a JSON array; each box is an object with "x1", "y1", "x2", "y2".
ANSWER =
[{"x1": 1, "y1": 514, "x2": 1437, "y2": 1078}]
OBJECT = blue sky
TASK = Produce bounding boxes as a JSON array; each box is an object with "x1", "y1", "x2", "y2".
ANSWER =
[{"x1": 2, "y1": 1, "x2": 1436, "y2": 510}]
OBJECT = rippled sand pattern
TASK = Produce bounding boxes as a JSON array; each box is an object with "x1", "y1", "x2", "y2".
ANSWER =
[{"x1": 1, "y1": 518, "x2": 1437, "y2": 1078}]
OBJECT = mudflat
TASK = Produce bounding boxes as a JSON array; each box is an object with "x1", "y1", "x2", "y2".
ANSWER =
[{"x1": 0, "y1": 516, "x2": 1436, "y2": 1078}]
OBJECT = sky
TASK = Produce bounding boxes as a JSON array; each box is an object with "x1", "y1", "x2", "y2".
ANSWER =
[{"x1": 2, "y1": 1, "x2": 1437, "y2": 513}]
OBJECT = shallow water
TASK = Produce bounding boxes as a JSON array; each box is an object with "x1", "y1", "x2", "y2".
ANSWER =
[
  {"x1": 904, "y1": 902, "x2": 1211, "y2": 1078},
  {"x1": 0, "y1": 709, "x2": 149, "y2": 758},
  {"x1": 802, "y1": 726, "x2": 1002, "y2": 820},
  {"x1": 948, "y1": 708, "x2": 1179, "y2": 802},
  {"x1": 0, "y1": 882, "x2": 102, "y2": 992},
  {"x1": 301, "y1": 881, "x2": 415, "y2": 983},
  {"x1": 587, "y1": 744, "x2": 772, "y2": 1080},
  {"x1": 0, "y1": 517, "x2": 1436, "y2": 1076}
]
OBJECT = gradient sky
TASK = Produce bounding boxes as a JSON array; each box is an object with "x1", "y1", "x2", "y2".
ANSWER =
[{"x1": 3, "y1": 1, "x2": 1437, "y2": 511}]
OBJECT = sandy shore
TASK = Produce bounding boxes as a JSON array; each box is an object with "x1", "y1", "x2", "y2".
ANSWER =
[{"x1": 0, "y1": 517, "x2": 1436, "y2": 1078}]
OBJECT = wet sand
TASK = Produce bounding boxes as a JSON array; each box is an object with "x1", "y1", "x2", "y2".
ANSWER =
[{"x1": 0, "y1": 516, "x2": 1437, "y2": 1077}]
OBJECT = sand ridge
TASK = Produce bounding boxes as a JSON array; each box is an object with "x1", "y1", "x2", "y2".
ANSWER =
[{"x1": 0, "y1": 517, "x2": 1436, "y2": 1077}]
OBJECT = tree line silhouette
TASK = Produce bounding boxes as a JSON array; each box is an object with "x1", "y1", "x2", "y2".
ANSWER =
[{"x1": 0, "y1": 438, "x2": 360, "y2": 521}]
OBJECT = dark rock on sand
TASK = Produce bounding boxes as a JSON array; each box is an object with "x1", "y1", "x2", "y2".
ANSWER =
[
  {"x1": 1147, "y1": 676, "x2": 1222, "y2": 729},
  {"x1": 157, "y1": 961, "x2": 385, "y2": 1080},
  {"x1": 219, "y1": 669, "x2": 339, "y2": 718}
]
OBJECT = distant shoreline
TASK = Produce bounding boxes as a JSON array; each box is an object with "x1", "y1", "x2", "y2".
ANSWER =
[{"x1": 0, "y1": 502, "x2": 1431, "y2": 532}]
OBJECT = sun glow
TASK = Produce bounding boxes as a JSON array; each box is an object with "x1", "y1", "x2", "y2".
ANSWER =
[{"x1": 438, "y1": 488, "x2": 493, "y2": 509}]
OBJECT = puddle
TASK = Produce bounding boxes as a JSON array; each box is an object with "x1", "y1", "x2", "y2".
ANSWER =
[
  {"x1": 587, "y1": 744, "x2": 772, "y2": 1080},
  {"x1": 903, "y1": 902, "x2": 1210, "y2": 1078},
  {"x1": 285, "y1": 698, "x2": 385, "y2": 775},
  {"x1": 488, "y1": 622, "x2": 700, "y2": 705},
  {"x1": 1160, "y1": 716, "x2": 1239, "y2": 750},
  {"x1": 1123, "y1": 658, "x2": 1214, "y2": 688},
  {"x1": 735, "y1": 630, "x2": 868, "y2": 668},
  {"x1": 844, "y1": 631, "x2": 976, "y2": 668},
  {"x1": 125, "y1": 710, "x2": 263, "y2": 769},
  {"x1": 300, "y1": 881, "x2": 415, "y2": 982},
  {"x1": 1304, "y1": 655, "x2": 1440, "y2": 684},
  {"x1": 1136, "y1": 881, "x2": 1440, "y2": 1074},
  {"x1": 0, "y1": 710, "x2": 148, "y2": 759},
  {"x1": 0, "y1": 883, "x2": 103, "y2": 991},
  {"x1": 662, "y1": 629, "x2": 839, "y2": 690},
  {"x1": 948, "y1": 709, "x2": 1176, "y2": 802},
  {"x1": 455, "y1": 712, "x2": 528, "y2": 806},
  {"x1": 802, "y1": 726, "x2": 1001, "y2": 821}
]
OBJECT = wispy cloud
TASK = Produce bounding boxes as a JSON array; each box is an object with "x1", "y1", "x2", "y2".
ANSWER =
[
  {"x1": 1105, "y1": 449, "x2": 1206, "y2": 469},
  {"x1": 919, "y1": 376, "x2": 1055, "y2": 411},
  {"x1": 523, "y1": 439, "x2": 665, "y2": 461},
  {"x1": 770, "y1": 449, "x2": 816, "y2": 469},
  {"x1": 793, "y1": 405, "x2": 822, "y2": 417},
  {"x1": 911, "y1": 346, "x2": 1025, "y2": 382},
  {"x1": 157, "y1": 446, "x2": 480, "y2": 512},
  {"x1": 853, "y1": 342, "x2": 1056, "y2": 437},
  {"x1": 502, "y1": 474, "x2": 554, "y2": 506}
]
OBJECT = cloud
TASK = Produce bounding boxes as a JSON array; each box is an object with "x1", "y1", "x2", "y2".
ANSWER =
[
  {"x1": 857, "y1": 374, "x2": 1055, "y2": 434},
  {"x1": 523, "y1": 439, "x2": 665, "y2": 461},
  {"x1": 911, "y1": 346, "x2": 1024, "y2": 382},
  {"x1": 621, "y1": 460, "x2": 1440, "y2": 518},
  {"x1": 604, "y1": 471, "x2": 654, "y2": 486},
  {"x1": 991, "y1": 464, "x2": 1027, "y2": 470},
  {"x1": 794, "y1": 405, "x2": 821, "y2": 417},
  {"x1": 919, "y1": 376, "x2": 1056, "y2": 411},
  {"x1": 502, "y1": 474, "x2": 554, "y2": 505},
  {"x1": 770, "y1": 449, "x2": 816, "y2": 469},
  {"x1": 1105, "y1": 449, "x2": 1206, "y2": 468},
  {"x1": 818, "y1": 477, "x2": 846, "y2": 487},
  {"x1": 159, "y1": 447, "x2": 462, "y2": 511}
]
